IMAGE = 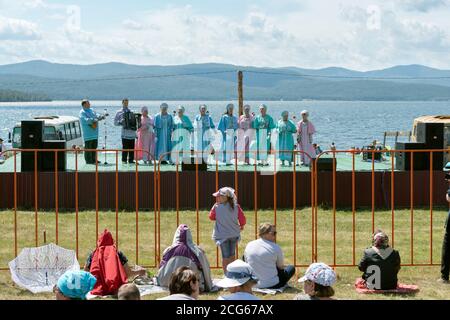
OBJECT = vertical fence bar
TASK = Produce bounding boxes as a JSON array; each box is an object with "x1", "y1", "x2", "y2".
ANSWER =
[
  {"x1": 176, "y1": 159, "x2": 180, "y2": 228},
  {"x1": 95, "y1": 151, "x2": 99, "y2": 244},
  {"x1": 313, "y1": 156, "x2": 318, "y2": 262},
  {"x1": 54, "y1": 151, "x2": 59, "y2": 245},
  {"x1": 332, "y1": 150, "x2": 336, "y2": 266},
  {"x1": 115, "y1": 151, "x2": 119, "y2": 248},
  {"x1": 75, "y1": 150, "x2": 79, "y2": 257},
  {"x1": 216, "y1": 158, "x2": 219, "y2": 268},
  {"x1": 352, "y1": 151, "x2": 356, "y2": 265},
  {"x1": 410, "y1": 151, "x2": 414, "y2": 265},
  {"x1": 34, "y1": 150, "x2": 38, "y2": 247},
  {"x1": 429, "y1": 151, "x2": 433, "y2": 264},
  {"x1": 135, "y1": 158, "x2": 139, "y2": 264},
  {"x1": 274, "y1": 154, "x2": 277, "y2": 234},
  {"x1": 293, "y1": 151, "x2": 297, "y2": 267},
  {"x1": 391, "y1": 152, "x2": 395, "y2": 247},
  {"x1": 196, "y1": 154, "x2": 199, "y2": 244},
  {"x1": 254, "y1": 155, "x2": 258, "y2": 240},
  {"x1": 13, "y1": 151, "x2": 17, "y2": 257},
  {"x1": 371, "y1": 151, "x2": 375, "y2": 233},
  {"x1": 154, "y1": 160, "x2": 158, "y2": 267},
  {"x1": 157, "y1": 160, "x2": 161, "y2": 265}
]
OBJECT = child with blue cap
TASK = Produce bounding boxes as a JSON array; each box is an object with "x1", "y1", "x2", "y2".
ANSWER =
[{"x1": 54, "y1": 270, "x2": 97, "y2": 300}]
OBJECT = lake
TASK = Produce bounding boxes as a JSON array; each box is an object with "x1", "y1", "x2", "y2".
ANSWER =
[{"x1": 0, "y1": 100, "x2": 448, "y2": 149}]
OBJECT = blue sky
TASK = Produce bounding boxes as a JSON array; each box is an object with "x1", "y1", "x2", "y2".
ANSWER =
[{"x1": 1, "y1": 0, "x2": 450, "y2": 70}]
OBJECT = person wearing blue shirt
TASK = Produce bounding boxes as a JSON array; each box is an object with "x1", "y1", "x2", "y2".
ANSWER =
[
  {"x1": 79, "y1": 100, "x2": 106, "y2": 164},
  {"x1": 217, "y1": 104, "x2": 238, "y2": 165},
  {"x1": 154, "y1": 103, "x2": 174, "y2": 164},
  {"x1": 193, "y1": 105, "x2": 215, "y2": 162}
]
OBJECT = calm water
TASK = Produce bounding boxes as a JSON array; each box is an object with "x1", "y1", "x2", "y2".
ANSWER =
[{"x1": 0, "y1": 100, "x2": 448, "y2": 149}]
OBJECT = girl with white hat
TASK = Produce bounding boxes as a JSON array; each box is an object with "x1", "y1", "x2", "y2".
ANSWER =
[
  {"x1": 294, "y1": 262, "x2": 337, "y2": 300},
  {"x1": 216, "y1": 260, "x2": 260, "y2": 301}
]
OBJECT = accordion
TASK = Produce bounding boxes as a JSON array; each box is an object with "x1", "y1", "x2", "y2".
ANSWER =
[{"x1": 123, "y1": 111, "x2": 141, "y2": 131}]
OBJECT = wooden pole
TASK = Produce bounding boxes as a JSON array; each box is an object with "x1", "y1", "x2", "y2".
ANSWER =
[{"x1": 238, "y1": 71, "x2": 244, "y2": 116}]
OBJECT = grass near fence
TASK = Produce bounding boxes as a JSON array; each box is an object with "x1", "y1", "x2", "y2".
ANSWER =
[{"x1": 0, "y1": 208, "x2": 448, "y2": 300}]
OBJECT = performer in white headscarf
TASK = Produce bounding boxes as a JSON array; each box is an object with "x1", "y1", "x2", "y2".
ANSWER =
[{"x1": 296, "y1": 110, "x2": 316, "y2": 166}]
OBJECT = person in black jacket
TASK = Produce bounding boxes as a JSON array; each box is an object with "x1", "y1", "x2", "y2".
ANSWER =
[
  {"x1": 358, "y1": 230, "x2": 401, "y2": 290},
  {"x1": 438, "y1": 186, "x2": 450, "y2": 284}
]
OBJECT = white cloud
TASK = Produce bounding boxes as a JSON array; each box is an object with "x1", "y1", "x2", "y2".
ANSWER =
[
  {"x1": 398, "y1": 0, "x2": 449, "y2": 12},
  {"x1": 0, "y1": 16, "x2": 41, "y2": 40},
  {"x1": 122, "y1": 19, "x2": 143, "y2": 30}
]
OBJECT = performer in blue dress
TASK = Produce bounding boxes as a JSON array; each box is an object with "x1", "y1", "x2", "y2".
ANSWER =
[
  {"x1": 172, "y1": 105, "x2": 194, "y2": 163},
  {"x1": 217, "y1": 103, "x2": 238, "y2": 165},
  {"x1": 193, "y1": 104, "x2": 215, "y2": 162},
  {"x1": 154, "y1": 103, "x2": 174, "y2": 164},
  {"x1": 276, "y1": 111, "x2": 297, "y2": 166}
]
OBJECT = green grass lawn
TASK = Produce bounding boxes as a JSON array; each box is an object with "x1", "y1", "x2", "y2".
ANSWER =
[{"x1": 0, "y1": 208, "x2": 448, "y2": 300}]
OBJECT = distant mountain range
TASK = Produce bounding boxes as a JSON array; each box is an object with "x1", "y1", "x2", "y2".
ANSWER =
[{"x1": 1, "y1": 60, "x2": 450, "y2": 101}]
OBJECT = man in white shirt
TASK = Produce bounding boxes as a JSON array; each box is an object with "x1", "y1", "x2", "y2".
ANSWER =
[
  {"x1": 216, "y1": 260, "x2": 260, "y2": 301},
  {"x1": 244, "y1": 223, "x2": 295, "y2": 289}
]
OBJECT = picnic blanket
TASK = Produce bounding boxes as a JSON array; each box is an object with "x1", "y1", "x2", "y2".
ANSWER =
[
  {"x1": 355, "y1": 278, "x2": 419, "y2": 294},
  {"x1": 213, "y1": 279, "x2": 289, "y2": 295}
]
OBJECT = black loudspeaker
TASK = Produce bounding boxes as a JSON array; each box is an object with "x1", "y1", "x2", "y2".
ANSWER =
[
  {"x1": 395, "y1": 142, "x2": 443, "y2": 170},
  {"x1": 21, "y1": 120, "x2": 44, "y2": 149},
  {"x1": 181, "y1": 157, "x2": 208, "y2": 171},
  {"x1": 315, "y1": 157, "x2": 337, "y2": 171},
  {"x1": 416, "y1": 122, "x2": 444, "y2": 148},
  {"x1": 21, "y1": 120, "x2": 44, "y2": 172},
  {"x1": 41, "y1": 140, "x2": 66, "y2": 172}
]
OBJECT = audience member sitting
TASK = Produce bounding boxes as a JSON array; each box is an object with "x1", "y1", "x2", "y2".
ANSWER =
[
  {"x1": 84, "y1": 229, "x2": 146, "y2": 296},
  {"x1": 156, "y1": 224, "x2": 214, "y2": 292},
  {"x1": 158, "y1": 266, "x2": 200, "y2": 300},
  {"x1": 294, "y1": 262, "x2": 337, "y2": 300},
  {"x1": 54, "y1": 270, "x2": 96, "y2": 300},
  {"x1": 118, "y1": 283, "x2": 141, "y2": 300},
  {"x1": 358, "y1": 229, "x2": 401, "y2": 290},
  {"x1": 217, "y1": 260, "x2": 260, "y2": 300},
  {"x1": 244, "y1": 223, "x2": 295, "y2": 289}
]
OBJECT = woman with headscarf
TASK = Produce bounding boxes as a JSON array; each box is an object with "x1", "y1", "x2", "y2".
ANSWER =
[
  {"x1": 193, "y1": 104, "x2": 215, "y2": 162},
  {"x1": 296, "y1": 110, "x2": 316, "y2": 166},
  {"x1": 156, "y1": 224, "x2": 213, "y2": 292},
  {"x1": 172, "y1": 106, "x2": 194, "y2": 163},
  {"x1": 237, "y1": 105, "x2": 255, "y2": 165},
  {"x1": 357, "y1": 229, "x2": 401, "y2": 290},
  {"x1": 276, "y1": 111, "x2": 297, "y2": 166},
  {"x1": 252, "y1": 104, "x2": 275, "y2": 166},
  {"x1": 135, "y1": 106, "x2": 155, "y2": 164},
  {"x1": 217, "y1": 103, "x2": 238, "y2": 165},
  {"x1": 154, "y1": 103, "x2": 174, "y2": 164}
]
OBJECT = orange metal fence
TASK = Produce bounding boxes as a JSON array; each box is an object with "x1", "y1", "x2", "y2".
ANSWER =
[{"x1": 0, "y1": 148, "x2": 448, "y2": 271}]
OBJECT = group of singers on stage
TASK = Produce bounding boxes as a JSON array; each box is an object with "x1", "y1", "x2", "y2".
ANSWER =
[{"x1": 79, "y1": 99, "x2": 318, "y2": 166}]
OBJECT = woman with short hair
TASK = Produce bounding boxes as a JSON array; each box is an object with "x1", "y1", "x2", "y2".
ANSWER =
[{"x1": 158, "y1": 266, "x2": 200, "y2": 300}]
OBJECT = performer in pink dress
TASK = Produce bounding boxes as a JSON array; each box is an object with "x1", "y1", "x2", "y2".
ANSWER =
[
  {"x1": 135, "y1": 106, "x2": 155, "y2": 164},
  {"x1": 237, "y1": 105, "x2": 255, "y2": 165},
  {"x1": 296, "y1": 110, "x2": 316, "y2": 166}
]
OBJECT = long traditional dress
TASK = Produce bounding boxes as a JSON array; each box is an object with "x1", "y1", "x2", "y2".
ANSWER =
[
  {"x1": 277, "y1": 119, "x2": 297, "y2": 162},
  {"x1": 252, "y1": 114, "x2": 275, "y2": 161},
  {"x1": 172, "y1": 115, "x2": 194, "y2": 163},
  {"x1": 297, "y1": 120, "x2": 316, "y2": 165},
  {"x1": 237, "y1": 114, "x2": 255, "y2": 163},
  {"x1": 154, "y1": 113, "x2": 174, "y2": 162},
  {"x1": 193, "y1": 114, "x2": 215, "y2": 160},
  {"x1": 217, "y1": 114, "x2": 238, "y2": 163},
  {"x1": 135, "y1": 115, "x2": 155, "y2": 162}
]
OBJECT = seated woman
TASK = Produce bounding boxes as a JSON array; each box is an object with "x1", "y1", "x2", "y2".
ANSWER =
[
  {"x1": 54, "y1": 270, "x2": 97, "y2": 300},
  {"x1": 358, "y1": 230, "x2": 401, "y2": 290},
  {"x1": 156, "y1": 224, "x2": 214, "y2": 292},
  {"x1": 158, "y1": 266, "x2": 199, "y2": 300},
  {"x1": 84, "y1": 229, "x2": 146, "y2": 296},
  {"x1": 294, "y1": 262, "x2": 337, "y2": 300}
]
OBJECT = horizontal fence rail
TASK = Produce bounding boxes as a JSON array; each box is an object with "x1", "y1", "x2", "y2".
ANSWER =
[{"x1": 0, "y1": 148, "x2": 449, "y2": 271}]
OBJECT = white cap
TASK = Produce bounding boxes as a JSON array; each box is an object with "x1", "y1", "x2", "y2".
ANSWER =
[
  {"x1": 216, "y1": 260, "x2": 258, "y2": 288},
  {"x1": 298, "y1": 262, "x2": 336, "y2": 287},
  {"x1": 301, "y1": 110, "x2": 309, "y2": 115},
  {"x1": 212, "y1": 187, "x2": 236, "y2": 198}
]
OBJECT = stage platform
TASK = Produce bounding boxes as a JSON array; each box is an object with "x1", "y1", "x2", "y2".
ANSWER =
[{"x1": 0, "y1": 152, "x2": 393, "y2": 173}]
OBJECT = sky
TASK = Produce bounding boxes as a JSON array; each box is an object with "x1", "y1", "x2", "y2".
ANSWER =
[{"x1": 1, "y1": 0, "x2": 450, "y2": 70}]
